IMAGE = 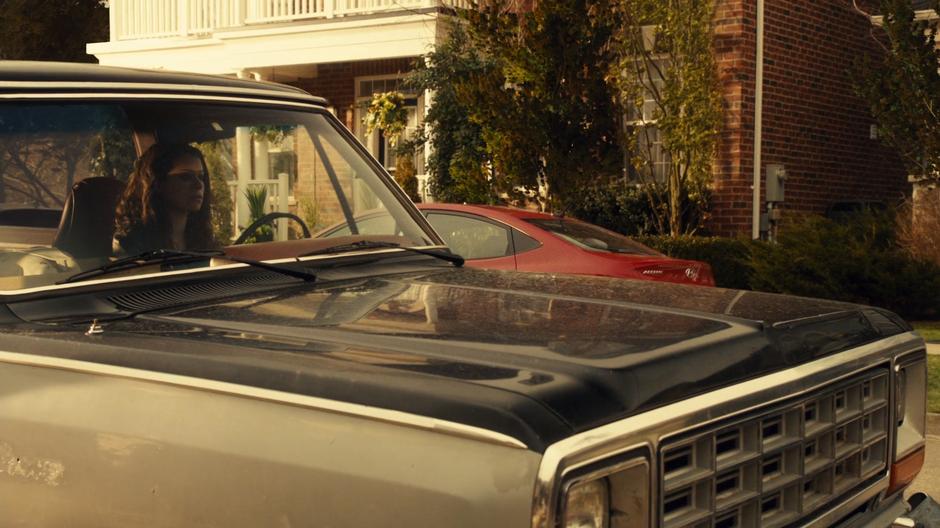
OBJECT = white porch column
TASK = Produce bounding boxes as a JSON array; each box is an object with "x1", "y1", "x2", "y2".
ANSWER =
[
  {"x1": 235, "y1": 127, "x2": 252, "y2": 230},
  {"x1": 277, "y1": 173, "x2": 290, "y2": 241},
  {"x1": 178, "y1": 0, "x2": 189, "y2": 36},
  {"x1": 235, "y1": 69, "x2": 254, "y2": 230},
  {"x1": 422, "y1": 87, "x2": 435, "y2": 203},
  {"x1": 253, "y1": 136, "x2": 270, "y2": 183},
  {"x1": 109, "y1": 0, "x2": 118, "y2": 41}
]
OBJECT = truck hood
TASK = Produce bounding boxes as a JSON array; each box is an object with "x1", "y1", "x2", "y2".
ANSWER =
[{"x1": 7, "y1": 268, "x2": 908, "y2": 450}]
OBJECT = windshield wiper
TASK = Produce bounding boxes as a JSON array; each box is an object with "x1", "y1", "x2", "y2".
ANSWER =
[
  {"x1": 59, "y1": 249, "x2": 317, "y2": 284},
  {"x1": 299, "y1": 240, "x2": 464, "y2": 267}
]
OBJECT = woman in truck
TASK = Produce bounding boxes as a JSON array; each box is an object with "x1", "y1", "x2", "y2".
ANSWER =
[{"x1": 113, "y1": 143, "x2": 216, "y2": 255}]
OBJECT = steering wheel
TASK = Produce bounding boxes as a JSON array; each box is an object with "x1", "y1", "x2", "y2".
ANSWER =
[{"x1": 234, "y1": 212, "x2": 311, "y2": 245}]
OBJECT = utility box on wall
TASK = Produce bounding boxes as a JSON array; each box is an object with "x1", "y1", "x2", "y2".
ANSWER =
[{"x1": 766, "y1": 164, "x2": 787, "y2": 203}]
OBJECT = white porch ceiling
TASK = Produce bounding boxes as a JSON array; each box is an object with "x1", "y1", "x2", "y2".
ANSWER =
[{"x1": 87, "y1": 14, "x2": 441, "y2": 76}]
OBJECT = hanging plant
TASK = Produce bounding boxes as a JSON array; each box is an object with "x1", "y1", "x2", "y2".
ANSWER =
[
  {"x1": 364, "y1": 92, "x2": 409, "y2": 145},
  {"x1": 364, "y1": 91, "x2": 421, "y2": 201}
]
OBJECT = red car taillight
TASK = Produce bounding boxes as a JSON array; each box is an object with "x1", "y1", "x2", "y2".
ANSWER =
[{"x1": 636, "y1": 261, "x2": 715, "y2": 286}]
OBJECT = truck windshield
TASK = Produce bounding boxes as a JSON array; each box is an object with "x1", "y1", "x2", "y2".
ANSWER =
[{"x1": 0, "y1": 100, "x2": 434, "y2": 292}]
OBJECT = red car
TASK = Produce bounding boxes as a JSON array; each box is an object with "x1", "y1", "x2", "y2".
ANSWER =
[{"x1": 415, "y1": 204, "x2": 715, "y2": 286}]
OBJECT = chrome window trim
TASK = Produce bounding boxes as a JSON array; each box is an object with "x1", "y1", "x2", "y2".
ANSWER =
[
  {"x1": 0, "y1": 349, "x2": 528, "y2": 450},
  {"x1": 531, "y1": 332, "x2": 924, "y2": 528},
  {"x1": 0, "y1": 92, "x2": 324, "y2": 110},
  {"x1": 0, "y1": 81, "x2": 326, "y2": 104}
]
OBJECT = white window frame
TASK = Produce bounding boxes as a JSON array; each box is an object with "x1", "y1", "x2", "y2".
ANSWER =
[{"x1": 624, "y1": 54, "x2": 672, "y2": 184}]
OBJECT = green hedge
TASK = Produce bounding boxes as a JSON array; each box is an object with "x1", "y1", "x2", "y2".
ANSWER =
[
  {"x1": 566, "y1": 182, "x2": 660, "y2": 236},
  {"x1": 636, "y1": 213, "x2": 940, "y2": 320},
  {"x1": 565, "y1": 180, "x2": 711, "y2": 237},
  {"x1": 746, "y1": 214, "x2": 940, "y2": 320}
]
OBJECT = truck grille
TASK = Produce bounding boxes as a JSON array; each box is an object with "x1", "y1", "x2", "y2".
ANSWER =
[{"x1": 658, "y1": 368, "x2": 890, "y2": 528}]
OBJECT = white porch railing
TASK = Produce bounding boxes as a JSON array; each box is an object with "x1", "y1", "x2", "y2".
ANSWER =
[{"x1": 110, "y1": 0, "x2": 472, "y2": 41}]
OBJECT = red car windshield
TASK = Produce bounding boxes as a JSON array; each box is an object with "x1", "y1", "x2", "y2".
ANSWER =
[{"x1": 525, "y1": 218, "x2": 660, "y2": 256}]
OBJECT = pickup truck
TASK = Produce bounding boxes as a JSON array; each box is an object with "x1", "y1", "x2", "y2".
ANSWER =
[{"x1": 0, "y1": 61, "x2": 928, "y2": 528}]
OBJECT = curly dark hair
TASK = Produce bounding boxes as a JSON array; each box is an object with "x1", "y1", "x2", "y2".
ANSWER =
[{"x1": 114, "y1": 143, "x2": 215, "y2": 252}]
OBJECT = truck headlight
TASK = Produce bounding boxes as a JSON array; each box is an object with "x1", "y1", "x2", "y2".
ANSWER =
[
  {"x1": 563, "y1": 478, "x2": 609, "y2": 528},
  {"x1": 888, "y1": 352, "x2": 927, "y2": 495},
  {"x1": 561, "y1": 457, "x2": 649, "y2": 528}
]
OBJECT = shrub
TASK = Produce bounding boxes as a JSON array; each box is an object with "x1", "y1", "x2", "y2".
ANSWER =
[
  {"x1": 566, "y1": 179, "x2": 712, "y2": 236},
  {"x1": 566, "y1": 181, "x2": 659, "y2": 236},
  {"x1": 639, "y1": 235, "x2": 753, "y2": 290},
  {"x1": 748, "y1": 212, "x2": 940, "y2": 320}
]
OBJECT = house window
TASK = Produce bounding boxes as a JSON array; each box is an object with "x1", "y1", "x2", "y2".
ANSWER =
[
  {"x1": 631, "y1": 124, "x2": 671, "y2": 183},
  {"x1": 624, "y1": 57, "x2": 672, "y2": 184},
  {"x1": 268, "y1": 134, "x2": 297, "y2": 190},
  {"x1": 354, "y1": 75, "x2": 424, "y2": 176}
]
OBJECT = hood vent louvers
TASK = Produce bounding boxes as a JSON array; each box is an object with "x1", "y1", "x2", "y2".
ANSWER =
[{"x1": 109, "y1": 273, "x2": 299, "y2": 313}]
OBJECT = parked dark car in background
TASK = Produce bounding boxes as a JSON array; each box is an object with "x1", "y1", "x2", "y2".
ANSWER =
[{"x1": 0, "y1": 62, "x2": 931, "y2": 528}]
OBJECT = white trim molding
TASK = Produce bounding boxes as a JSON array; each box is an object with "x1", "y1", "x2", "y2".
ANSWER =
[{"x1": 89, "y1": 12, "x2": 444, "y2": 75}]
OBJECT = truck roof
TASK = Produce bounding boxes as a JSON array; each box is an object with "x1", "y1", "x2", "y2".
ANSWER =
[{"x1": 0, "y1": 61, "x2": 327, "y2": 105}]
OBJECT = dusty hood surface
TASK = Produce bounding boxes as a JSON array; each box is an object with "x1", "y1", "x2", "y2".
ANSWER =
[{"x1": 3, "y1": 269, "x2": 908, "y2": 450}]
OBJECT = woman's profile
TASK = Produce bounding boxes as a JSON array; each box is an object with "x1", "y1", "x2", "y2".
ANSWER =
[{"x1": 114, "y1": 143, "x2": 216, "y2": 255}]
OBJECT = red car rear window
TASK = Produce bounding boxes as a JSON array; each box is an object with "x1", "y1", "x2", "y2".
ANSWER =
[{"x1": 525, "y1": 218, "x2": 661, "y2": 256}]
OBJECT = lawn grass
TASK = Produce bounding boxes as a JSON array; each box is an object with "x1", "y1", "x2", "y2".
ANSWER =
[
  {"x1": 930, "y1": 356, "x2": 940, "y2": 414},
  {"x1": 912, "y1": 321, "x2": 940, "y2": 343}
]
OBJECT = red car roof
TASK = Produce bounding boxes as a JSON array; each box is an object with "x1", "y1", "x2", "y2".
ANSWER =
[{"x1": 416, "y1": 203, "x2": 554, "y2": 220}]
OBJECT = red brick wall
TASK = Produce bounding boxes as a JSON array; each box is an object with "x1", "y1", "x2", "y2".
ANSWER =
[
  {"x1": 712, "y1": 0, "x2": 757, "y2": 236},
  {"x1": 709, "y1": 0, "x2": 909, "y2": 236},
  {"x1": 291, "y1": 58, "x2": 416, "y2": 130}
]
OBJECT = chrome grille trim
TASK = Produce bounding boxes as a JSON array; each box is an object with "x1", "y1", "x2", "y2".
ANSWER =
[
  {"x1": 531, "y1": 332, "x2": 924, "y2": 528},
  {"x1": 659, "y1": 369, "x2": 890, "y2": 528}
]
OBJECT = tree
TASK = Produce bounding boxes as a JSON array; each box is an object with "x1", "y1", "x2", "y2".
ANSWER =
[
  {"x1": 405, "y1": 22, "x2": 499, "y2": 204},
  {"x1": 615, "y1": 0, "x2": 722, "y2": 236},
  {"x1": 0, "y1": 105, "x2": 134, "y2": 208},
  {"x1": 462, "y1": 0, "x2": 626, "y2": 211},
  {"x1": 853, "y1": 0, "x2": 940, "y2": 180},
  {"x1": 408, "y1": 1, "x2": 719, "y2": 235},
  {"x1": 0, "y1": 0, "x2": 109, "y2": 62},
  {"x1": 407, "y1": 2, "x2": 625, "y2": 211}
]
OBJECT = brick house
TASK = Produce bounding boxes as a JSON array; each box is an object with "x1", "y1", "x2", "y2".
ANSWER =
[
  {"x1": 87, "y1": 0, "x2": 911, "y2": 238},
  {"x1": 708, "y1": 0, "x2": 912, "y2": 237}
]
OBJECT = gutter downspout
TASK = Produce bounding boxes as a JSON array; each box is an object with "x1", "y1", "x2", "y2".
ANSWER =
[{"x1": 752, "y1": 0, "x2": 765, "y2": 240}]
